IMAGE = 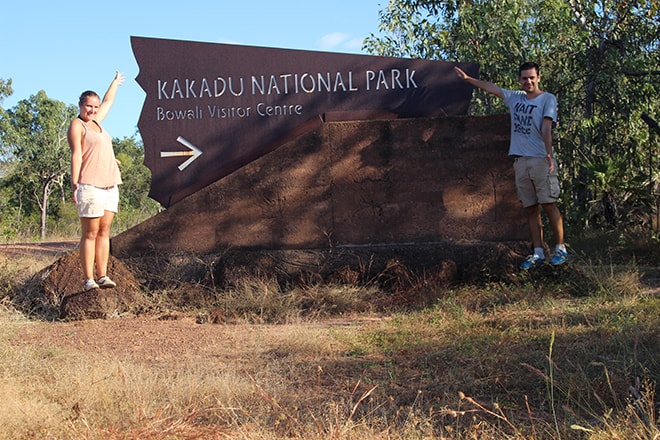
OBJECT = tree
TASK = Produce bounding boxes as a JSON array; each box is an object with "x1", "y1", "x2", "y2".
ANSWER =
[
  {"x1": 0, "y1": 77, "x2": 14, "y2": 167},
  {"x1": 0, "y1": 78, "x2": 12, "y2": 105},
  {"x1": 112, "y1": 136, "x2": 161, "y2": 232},
  {"x1": 559, "y1": 0, "x2": 660, "y2": 228},
  {"x1": 0, "y1": 91, "x2": 76, "y2": 240},
  {"x1": 364, "y1": 0, "x2": 660, "y2": 232}
]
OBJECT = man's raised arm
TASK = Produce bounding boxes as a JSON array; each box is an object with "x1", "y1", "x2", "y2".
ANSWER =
[{"x1": 454, "y1": 66, "x2": 504, "y2": 99}]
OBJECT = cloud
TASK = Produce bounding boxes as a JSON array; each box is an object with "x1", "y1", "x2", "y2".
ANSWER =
[
  {"x1": 345, "y1": 37, "x2": 365, "y2": 50},
  {"x1": 318, "y1": 32, "x2": 352, "y2": 50}
]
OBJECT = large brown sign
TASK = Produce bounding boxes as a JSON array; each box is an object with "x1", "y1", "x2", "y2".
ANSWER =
[{"x1": 131, "y1": 36, "x2": 478, "y2": 207}]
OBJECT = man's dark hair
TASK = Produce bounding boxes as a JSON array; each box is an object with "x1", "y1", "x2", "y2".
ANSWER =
[{"x1": 518, "y1": 62, "x2": 540, "y2": 76}]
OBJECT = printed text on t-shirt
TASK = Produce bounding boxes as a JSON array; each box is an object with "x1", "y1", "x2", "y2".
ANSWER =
[{"x1": 513, "y1": 102, "x2": 538, "y2": 135}]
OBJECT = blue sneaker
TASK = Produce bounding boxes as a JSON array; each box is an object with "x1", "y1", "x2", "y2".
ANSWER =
[
  {"x1": 520, "y1": 254, "x2": 545, "y2": 270},
  {"x1": 550, "y1": 249, "x2": 568, "y2": 266}
]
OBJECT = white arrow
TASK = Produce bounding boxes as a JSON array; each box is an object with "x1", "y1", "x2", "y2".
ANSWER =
[{"x1": 160, "y1": 136, "x2": 203, "y2": 171}]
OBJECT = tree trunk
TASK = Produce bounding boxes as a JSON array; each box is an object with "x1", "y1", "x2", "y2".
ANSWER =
[{"x1": 40, "y1": 181, "x2": 51, "y2": 241}]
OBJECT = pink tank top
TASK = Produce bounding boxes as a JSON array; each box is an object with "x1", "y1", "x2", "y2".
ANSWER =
[{"x1": 78, "y1": 119, "x2": 122, "y2": 188}]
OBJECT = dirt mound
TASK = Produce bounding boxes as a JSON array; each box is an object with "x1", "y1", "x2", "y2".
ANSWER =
[
  {"x1": 19, "y1": 240, "x2": 519, "y2": 322},
  {"x1": 31, "y1": 251, "x2": 145, "y2": 320}
]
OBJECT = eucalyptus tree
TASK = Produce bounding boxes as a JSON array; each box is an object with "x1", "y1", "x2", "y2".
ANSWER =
[
  {"x1": 0, "y1": 78, "x2": 14, "y2": 179},
  {"x1": 560, "y1": 0, "x2": 660, "y2": 228},
  {"x1": 0, "y1": 78, "x2": 12, "y2": 105},
  {"x1": 364, "y1": 0, "x2": 660, "y2": 231},
  {"x1": 0, "y1": 91, "x2": 76, "y2": 240},
  {"x1": 112, "y1": 136, "x2": 161, "y2": 232}
]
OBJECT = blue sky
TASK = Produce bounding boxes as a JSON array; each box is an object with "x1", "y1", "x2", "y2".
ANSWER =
[{"x1": 2, "y1": 0, "x2": 386, "y2": 139}]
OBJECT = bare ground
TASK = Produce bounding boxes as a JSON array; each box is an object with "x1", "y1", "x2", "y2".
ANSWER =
[
  {"x1": 1, "y1": 241, "x2": 381, "y2": 364},
  {"x1": 9, "y1": 313, "x2": 389, "y2": 371},
  {"x1": 0, "y1": 240, "x2": 78, "y2": 258},
  {"x1": 2, "y1": 240, "x2": 659, "y2": 359}
]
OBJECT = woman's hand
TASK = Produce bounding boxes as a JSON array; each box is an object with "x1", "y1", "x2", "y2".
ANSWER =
[
  {"x1": 114, "y1": 71, "x2": 125, "y2": 86},
  {"x1": 72, "y1": 183, "x2": 79, "y2": 204}
]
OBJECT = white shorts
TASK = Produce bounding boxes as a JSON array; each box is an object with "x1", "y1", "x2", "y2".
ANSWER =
[{"x1": 76, "y1": 184, "x2": 119, "y2": 218}]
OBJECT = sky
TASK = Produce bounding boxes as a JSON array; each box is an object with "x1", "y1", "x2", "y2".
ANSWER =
[{"x1": 2, "y1": 0, "x2": 387, "y2": 139}]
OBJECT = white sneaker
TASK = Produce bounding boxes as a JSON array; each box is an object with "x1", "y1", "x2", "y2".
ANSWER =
[
  {"x1": 97, "y1": 276, "x2": 117, "y2": 289},
  {"x1": 84, "y1": 279, "x2": 99, "y2": 291}
]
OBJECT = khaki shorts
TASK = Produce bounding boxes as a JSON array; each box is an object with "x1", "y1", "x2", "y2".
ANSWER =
[
  {"x1": 513, "y1": 156, "x2": 560, "y2": 208},
  {"x1": 76, "y1": 184, "x2": 119, "y2": 218}
]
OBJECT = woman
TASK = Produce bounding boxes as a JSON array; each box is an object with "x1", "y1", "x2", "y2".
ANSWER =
[{"x1": 68, "y1": 71, "x2": 124, "y2": 291}]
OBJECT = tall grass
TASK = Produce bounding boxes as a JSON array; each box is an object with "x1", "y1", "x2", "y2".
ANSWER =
[{"x1": 0, "y1": 243, "x2": 657, "y2": 439}]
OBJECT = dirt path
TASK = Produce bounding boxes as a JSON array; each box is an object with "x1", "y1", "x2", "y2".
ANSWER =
[{"x1": 0, "y1": 241, "x2": 78, "y2": 258}]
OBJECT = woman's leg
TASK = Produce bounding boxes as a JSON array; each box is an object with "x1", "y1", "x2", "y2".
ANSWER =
[
  {"x1": 95, "y1": 210, "x2": 115, "y2": 278},
  {"x1": 80, "y1": 216, "x2": 101, "y2": 280}
]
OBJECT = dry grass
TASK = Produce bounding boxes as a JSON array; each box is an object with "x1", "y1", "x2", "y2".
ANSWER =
[{"x1": 0, "y1": 243, "x2": 658, "y2": 439}]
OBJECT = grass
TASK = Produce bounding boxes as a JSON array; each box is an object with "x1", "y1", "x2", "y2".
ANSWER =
[{"x1": 0, "y1": 237, "x2": 658, "y2": 439}]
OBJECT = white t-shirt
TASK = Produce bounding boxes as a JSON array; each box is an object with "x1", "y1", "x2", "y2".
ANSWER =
[{"x1": 502, "y1": 89, "x2": 557, "y2": 158}]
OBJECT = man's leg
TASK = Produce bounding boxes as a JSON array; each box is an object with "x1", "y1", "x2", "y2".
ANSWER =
[
  {"x1": 541, "y1": 202, "x2": 564, "y2": 245},
  {"x1": 519, "y1": 204, "x2": 547, "y2": 269},
  {"x1": 542, "y1": 202, "x2": 568, "y2": 265},
  {"x1": 526, "y1": 204, "x2": 543, "y2": 249}
]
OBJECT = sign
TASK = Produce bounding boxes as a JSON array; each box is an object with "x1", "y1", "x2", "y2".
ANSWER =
[{"x1": 131, "y1": 36, "x2": 478, "y2": 207}]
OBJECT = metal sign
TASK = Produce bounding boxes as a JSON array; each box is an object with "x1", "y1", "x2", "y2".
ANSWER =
[{"x1": 131, "y1": 36, "x2": 478, "y2": 207}]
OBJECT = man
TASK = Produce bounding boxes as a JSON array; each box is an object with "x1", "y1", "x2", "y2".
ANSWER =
[{"x1": 454, "y1": 62, "x2": 568, "y2": 269}]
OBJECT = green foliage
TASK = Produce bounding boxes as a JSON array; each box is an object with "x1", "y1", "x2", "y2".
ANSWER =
[
  {"x1": 111, "y1": 137, "x2": 161, "y2": 233},
  {"x1": 581, "y1": 153, "x2": 657, "y2": 229},
  {"x1": 0, "y1": 78, "x2": 12, "y2": 105},
  {"x1": 0, "y1": 91, "x2": 76, "y2": 240},
  {"x1": 366, "y1": 0, "x2": 660, "y2": 234}
]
